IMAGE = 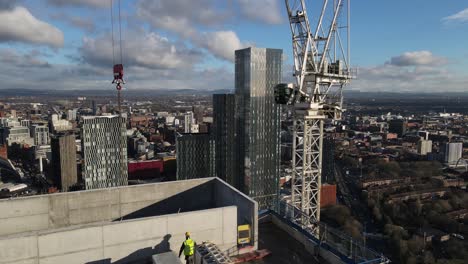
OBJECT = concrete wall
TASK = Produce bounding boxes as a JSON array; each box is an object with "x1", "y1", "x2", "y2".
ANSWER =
[
  {"x1": 214, "y1": 178, "x2": 258, "y2": 249},
  {"x1": 0, "y1": 178, "x2": 213, "y2": 236},
  {"x1": 0, "y1": 206, "x2": 237, "y2": 264}
]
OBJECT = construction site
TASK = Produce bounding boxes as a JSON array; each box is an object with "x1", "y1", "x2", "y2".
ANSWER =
[{"x1": 0, "y1": 178, "x2": 387, "y2": 264}]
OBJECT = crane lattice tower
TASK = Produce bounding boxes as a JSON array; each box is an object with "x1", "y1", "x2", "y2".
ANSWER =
[{"x1": 284, "y1": 0, "x2": 353, "y2": 234}]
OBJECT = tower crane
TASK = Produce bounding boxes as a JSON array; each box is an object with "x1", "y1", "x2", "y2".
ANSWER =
[
  {"x1": 110, "y1": 0, "x2": 124, "y2": 115},
  {"x1": 280, "y1": 0, "x2": 353, "y2": 234}
]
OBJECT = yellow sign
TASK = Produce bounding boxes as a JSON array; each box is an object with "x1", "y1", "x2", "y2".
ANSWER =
[{"x1": 237, "y1": 225, "x2": 250, "y2": 244}]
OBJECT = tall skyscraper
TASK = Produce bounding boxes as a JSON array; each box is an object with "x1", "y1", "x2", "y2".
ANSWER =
[
  {"x1": 81, "y1": 116, "x2": 128, "y2": 189},
  {"x1": 176, "y1": 133, "x2": 215, "y2": 180},
  {"x1": 212, "y1": 94, "x2": 237, "y2": 187},
  {"x1": 51, "y1": 133, "x2": 77, "y2": 191},
  {"x1": 235, "y1": 47, "x2": 282, "y2": 210}
]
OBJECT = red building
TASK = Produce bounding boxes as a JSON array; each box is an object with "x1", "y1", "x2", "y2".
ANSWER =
[
  {"x1": 0, "y1": 144, "x2": 7, "y2": 159},
  {"x1": 128, "y1": 160, "x2": 164, "y2": 180},
  {"x1": 321, "y1": 184, "x2": 337, "y2": 208}
]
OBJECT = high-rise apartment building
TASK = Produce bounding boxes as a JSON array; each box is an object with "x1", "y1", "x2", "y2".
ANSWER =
[
  {"x1": 176, "y1": 133, "x2": 215, "y2": 180},
  {"x1": 67, "y1": 109, "x2": 77, "y2": 121},
  {"x1": 322, "y1": 136, "x2": 336, "y2": 183},
  {"x1": 81, "y1": 116, "x2": 128, "y2": 189},
  {"x1": 212, "y1": 94, "x2": 237, "y2": 186},
  {"x1": 444, "y1": 142, "x2": 463, "y2": 165},
  {"x1": 51, "y1": 133, "x2": 77, "y2": 191},
  {"x1": 31, "y1": 125, "x2": 50, "y2": 146},
  {"x1": 417, "y1": 139, "x2": 432, "y2": 155},
  {"x1": 184, "y1": 112, "x2": 194, "y2": 133},
  {"x1": 235, "y1": 47, "x2": 282, "y2": 210}
]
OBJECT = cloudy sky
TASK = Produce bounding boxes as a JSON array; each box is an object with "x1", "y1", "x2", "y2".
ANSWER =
[{"x1": 0, "y1": 0, "x2": 467, "y2": 92}]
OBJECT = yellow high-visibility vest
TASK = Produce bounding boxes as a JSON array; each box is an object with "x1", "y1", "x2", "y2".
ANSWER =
[{"x1": 184, "y1": 238, "x2": 195, "y2": 256}]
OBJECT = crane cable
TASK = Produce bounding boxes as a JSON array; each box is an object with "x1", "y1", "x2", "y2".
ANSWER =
[
  {"x1": 110, "y1": 0, "x2": 115, "y2": 65},
  {"x1": 118, "y1": 0, "x2": 123, "y2": 64},
  {"x1": 110, "y1": 0, "x2": 123, "y2": 65}
]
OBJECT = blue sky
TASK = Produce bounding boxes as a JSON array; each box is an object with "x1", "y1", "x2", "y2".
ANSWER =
[{"x1": 0, "y1": 0, "x2": 467, "y2": 92}]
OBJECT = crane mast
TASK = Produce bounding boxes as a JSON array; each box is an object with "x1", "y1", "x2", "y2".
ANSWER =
[{"x1": 284, "y1": 0, "x2": 352, "y2": 234}]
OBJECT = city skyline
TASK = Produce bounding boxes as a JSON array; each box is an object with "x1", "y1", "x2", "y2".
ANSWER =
[{"x1": 0, "y1": 1, "x2": 466, "y2": 92}]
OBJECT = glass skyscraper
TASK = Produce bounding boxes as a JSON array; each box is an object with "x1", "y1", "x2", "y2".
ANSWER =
[
  {"x1": 235, "y1": 47, "x2": 282, "y2": 210},
  {"x1": 212, "y1": 94, "x2": 237, "y2": 187},
  {"x1": 81, "y1": 115, "x2": 128, "y2": 189},
  {"x1": 176, "y1": 133, "x2": 215, "y2": 180}
]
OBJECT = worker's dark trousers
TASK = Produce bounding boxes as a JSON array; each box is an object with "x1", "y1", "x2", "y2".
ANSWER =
[{"x1": 185, "y1": 255, "x2": 194, "y2": 264}]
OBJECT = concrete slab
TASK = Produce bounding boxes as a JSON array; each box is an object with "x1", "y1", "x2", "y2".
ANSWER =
[
  {"x1": 190, "y1": 228, "x2": 224, "y2": 247},
  {"x1": 119, "y1": 200, "x2": 155, "y2": 217},
  {"x1": 104, "y1": 238, "x2": 163, "y2": 263},
  {"x1": 39, "y1": 248, "x2": 103, "y2": 264},
  {"x1": 3, "y1": 259, "x2": 38, "y2": 264},
  {"x1": 0, "y1": 235, "x2": 37, "y2": 263},
  {"x1": 38, "y1": 226, "x2": 102, "y2": 257},
  {"x1": 118, "y1": 184, "x2": 165, "y2": 204},
  {"x1": 167, "y1": 209, "x2": 223, "y2": 236},
  {"x1": 67, "y1": 190, "x2": 119, "y2": 210},
  {"x1": 0, "y1": 197, "x2": 48, "y2": 219},
  {"x1": 152, "y1": 251, "x2": 181, "y2": 264},
  {"x1": 222, "y1": 207, "x2": 238, "y2": 245},
  {"x1": 0, "y1": 214, "x2": 49, "y2": 236},
  {"x1": 68, "y1": 204, "x2": 120, "y2": 225},
  {"x1": 103, "y1": 217, "x2": 168, "y2": 246},
  {"x1": 48, "y1": 195, "x2": 69, "y2": 228}
]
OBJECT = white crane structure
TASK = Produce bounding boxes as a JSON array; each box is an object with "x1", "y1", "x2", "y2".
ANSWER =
[{"x1": 284, "y1": 0, "x2": 353, "y2": 234}]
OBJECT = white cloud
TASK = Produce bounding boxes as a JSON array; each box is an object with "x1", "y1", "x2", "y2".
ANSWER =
[
  {"x1": 388, "y1": 51, "x2": 448, "y2": 67},
  {"x1": 136, "y1": 0, "x2": 228, "y2": 33},
  {"x1": 0, "y1": 6, "x2": 64, "y2": 48},
  {"x1": 136, "y1": 0, "x2": 249, "y2": 62},
  {"x1": 238, "y1": 0, "x2": 283, "y2": 24},
  {"x1": 443, "y1": 8, "x2": 468, "y2": 23},
  {"x1": 81, "y1": 31, "x2": 202, "y2": 70},
  {"x1": 194, "y1": 31, "x2": 244, "y2": 61},
  {"x1": 0, "y1": 49, "x2": 50, "y2": 68},
  {"x1": 351, "y1": 51, "x2": 468, "y2": 92},
  {"x1": 47, "y1": 0, "x2": 109, "y2": 8}
]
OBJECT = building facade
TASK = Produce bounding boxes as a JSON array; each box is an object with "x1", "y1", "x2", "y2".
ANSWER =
[
  {"x1": 184, "y1": 112, "x2": 194, "y2": 133},
  {"x1": 444, "y1": 142, "x2": 463, "y2": 165},
  {"x1": 1, "y1": 126, "x2": 34, "y2": 146},
  {"x1": 81, "y1": 116, "x2": 128, "y2": 189},
  {"x1": 322, "y1": 136, "x2": 336, "y2": 183},
  {"x1": 176, "y1": 133, "x2": 215, "y2": 180},
  {"x1": 212, "y1": 94, "x2": 237, "y2": 187},
  {"x1": 417, "y1": 139, "x2": 432, "y2": 155},
  {"x1": 235, "y1": 47, "x2": 282, "y2": 210},
  {"x1": 388, "y1": 119, "x2": 407, "y2": 137},
  {"x1": 51, "y1": 133, "x2": 77, "y2": 191},
  {"x1": 31, "y1": 125, "x2": 50, "y2": 146}
]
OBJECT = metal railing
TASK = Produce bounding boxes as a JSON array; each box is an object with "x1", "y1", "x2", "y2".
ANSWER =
[{"x1": 275, "y1": 201, "x2": 390, "y2": 264}]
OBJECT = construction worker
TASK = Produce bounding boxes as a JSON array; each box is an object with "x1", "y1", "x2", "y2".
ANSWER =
[{"x1": 178, "y1": 232, "x2": 196, "y2": 264}]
